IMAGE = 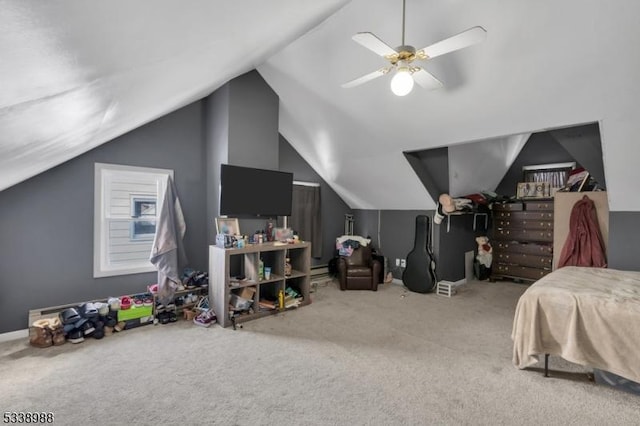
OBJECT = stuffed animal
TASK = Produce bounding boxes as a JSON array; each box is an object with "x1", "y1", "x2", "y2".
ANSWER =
[{"x1": 476, "y1": 236, "x2": 493, "y2": 267}]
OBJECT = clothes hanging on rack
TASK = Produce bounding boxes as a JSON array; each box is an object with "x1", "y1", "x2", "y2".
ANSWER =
[{"x1": 558, "y1": 195, "x2": 606, "y2": 268}]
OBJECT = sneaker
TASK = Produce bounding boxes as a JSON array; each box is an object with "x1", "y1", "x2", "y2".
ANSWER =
[
  {"x1": 120, "y1": 297, "x2": 132, "y2": 310},
  {"x1": 193, "y1": 310, "x2": 216, "y2": 328},
  {"x1": 67, "y1": 329, "x2": 85, "y2": 344},
  {"x1": 81, "y1": 321, "x2": 95, "y2": 336},
  {"x1": 157, "y1": 311, "x2": 170, "y2": 325}
]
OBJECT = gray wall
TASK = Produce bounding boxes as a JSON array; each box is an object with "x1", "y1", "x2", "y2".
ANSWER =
[
  {"x1": 434, "y1": 214, "x2": 479, "y2": 282},
  {"x1": 353, "y1": 210, "x2": 380, "y2": 249},
  {"x1": 204, "y1": 84, "x2": 230, "y2": 245},
  {"x1": 0, "y1": 101, "x2": 208, "y2": 333},
  {"x1": 550, "y1": 123, "x2": 606, "y2": 188},
  {"x1": 204, "y1": 70, "x2": 282, "y2": 240},
  {"x1": 404, "y1": 147, "x2": 449, "y2": 200},
  {"x1": 279, "y1": 135, "x2": 352, "y2": 265},
  {"x1": 228, "y1": 71, "x2": 280, "y2": 170},
  {"x1": 355, "y1": 209, "x2": 479, "y2": 283},
  {"x1": 495, "y1": 131, "x2": 579, "y2": 196},
  {"x1": 608, "y1": 212, "x2": 640, "y2": 271}
]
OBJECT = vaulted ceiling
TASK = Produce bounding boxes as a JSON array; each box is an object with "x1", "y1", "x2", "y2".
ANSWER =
[{"x1": 3, "y1": 0, "x2": 640, "y2": 210}]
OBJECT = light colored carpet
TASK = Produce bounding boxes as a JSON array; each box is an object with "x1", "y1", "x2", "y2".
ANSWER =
[{"x1": 1, "y1": 280, "x2": 638, "y2": 425}]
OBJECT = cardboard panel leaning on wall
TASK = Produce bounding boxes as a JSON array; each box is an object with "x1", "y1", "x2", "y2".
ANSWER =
[{"x1": 553, "y1": 191, "x2": 609, "y2": 270}]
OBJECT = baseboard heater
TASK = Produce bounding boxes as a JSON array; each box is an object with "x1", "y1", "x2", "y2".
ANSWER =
[
  {"x1": 310, "y1": 265, "x2": 332, "y2": 287},
  {"x1": 310, "y1": 265, "x2": 329, "y2": 277}
]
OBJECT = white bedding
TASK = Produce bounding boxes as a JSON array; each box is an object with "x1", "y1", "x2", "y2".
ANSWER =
[{"x1": 512, "y1": 266, "x2": 640, "y2": 383}]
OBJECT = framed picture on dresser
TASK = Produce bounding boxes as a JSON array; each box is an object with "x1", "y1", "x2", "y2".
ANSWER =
[{"x1": 517, "y1": 182, "x2": 551, "y2": 199}]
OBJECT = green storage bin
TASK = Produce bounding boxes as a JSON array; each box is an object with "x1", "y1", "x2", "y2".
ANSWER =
[{"x1": 117, "y1": 305, "x2": 153, "y2": 321}]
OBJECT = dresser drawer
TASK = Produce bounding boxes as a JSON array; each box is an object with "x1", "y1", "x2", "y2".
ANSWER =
[
  {"x1": 493, "y1": 202, "x2": 523, "y2": 212},
  {"x1": 524, "y1": 201, "x2": 554, "y2": 211},
  {"x1": 493, "y1": 229, "x2": 554, "y2": 242},
  {"x1": 493, "y1": 241, "x2": 553, "y2": 256},
  {"x1": 495, "y1": 218, "x2": 553, "y2": 230},
  {"x1": 494, "y1": 252, "x2": 553, "y2": 268},
  {"x1": 494, "y1": 211, "x2": 554, "y2": 220},
  {"x1": 493, "y1": 264, "x2": 552, "y2": 281}
]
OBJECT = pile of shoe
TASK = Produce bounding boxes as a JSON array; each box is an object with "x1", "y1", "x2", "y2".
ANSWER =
[
  {"x1": 181, "y1": 268, "x2": 209, "y2": 289},
  {"x1": 155, "y1": 301, "x2": 177, "y2": 325},
  {"x1": 39, "y1": 302, "x2": 124, "y2": 346}
]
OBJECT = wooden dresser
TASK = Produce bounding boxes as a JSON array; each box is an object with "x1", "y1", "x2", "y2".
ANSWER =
[{"x1": 490, "y1": 199, "x2": 554, "y2": 282}]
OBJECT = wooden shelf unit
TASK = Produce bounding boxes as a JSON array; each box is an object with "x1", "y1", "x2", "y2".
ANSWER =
[{"x1": 209, "y1": 241, "x2": 311, "y2": 328}]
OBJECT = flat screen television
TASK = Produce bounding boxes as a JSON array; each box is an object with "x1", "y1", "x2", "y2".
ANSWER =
[{"x1": 220, "y1": 164, "x2": 293, "y2": 217}]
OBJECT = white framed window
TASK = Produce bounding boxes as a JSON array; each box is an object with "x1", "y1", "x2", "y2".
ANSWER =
[{"x1": 94, "y1": 163, "x2": 173, "y2": 278}]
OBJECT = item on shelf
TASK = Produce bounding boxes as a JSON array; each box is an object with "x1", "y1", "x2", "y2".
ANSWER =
[
  {"x1": 258, "y1": 257, "x2": 265, "y2": 281},
  {"x1": 229, "y1": 293, "x2": 252, "y2": 311},
  {"x1": 266, "y1": 221, "x2": 274, "y2": 242},
  {"x1": 258, "y1": 299, "x2": 276, "y2": 310},
  {"x1": 278, "y1": 289, "x2": 285, "y2": 310},
  {"x1": 264, "y1": 266, "x2": 272, "y2": 280},
  {"x1": 284, "y1": 257, "x2": 292, "y2": 277}
]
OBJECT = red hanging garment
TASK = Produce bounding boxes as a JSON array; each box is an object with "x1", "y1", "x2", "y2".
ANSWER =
[{"x1": 558, "y1": 195, "x2": 607, "y2": 268}]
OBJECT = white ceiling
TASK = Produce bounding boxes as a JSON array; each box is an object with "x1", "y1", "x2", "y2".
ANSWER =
[{"x1": 3, "y1": 0, "x2": 640, "y2": 211}]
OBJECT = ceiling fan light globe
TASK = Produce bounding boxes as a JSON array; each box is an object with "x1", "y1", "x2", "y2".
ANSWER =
[{"x1": 390, "y1": 69, "x2": 414, "y2": 96}]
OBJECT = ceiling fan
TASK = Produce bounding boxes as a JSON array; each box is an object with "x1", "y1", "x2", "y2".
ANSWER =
[{"x1": 342, "y1": 0, "x2": 487, "y2": 96}]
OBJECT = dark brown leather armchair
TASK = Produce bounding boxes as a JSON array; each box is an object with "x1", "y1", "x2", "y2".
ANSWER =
[{"x1": 337, "y1": 245, "x2": 381, "y2": 291}]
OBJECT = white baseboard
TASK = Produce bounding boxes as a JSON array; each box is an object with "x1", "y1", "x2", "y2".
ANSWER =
[
  {"x1": 391, "y1": 278, "x2": 403, "y2": 285},
  {"x1": 0, "y1": 329, "x2": 28, "y2": 343}
]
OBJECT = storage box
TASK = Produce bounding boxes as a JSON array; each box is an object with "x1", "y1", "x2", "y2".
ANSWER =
[
  {"x1": 117, "y1": 305, "x2": 153, "y2": 322},
  {"x1": 238, "y1": 286, "x2": 256, "y2": 300}
]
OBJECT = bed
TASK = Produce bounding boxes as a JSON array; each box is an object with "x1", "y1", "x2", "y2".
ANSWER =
[{"x1": 512, "y1": 266, "x2": 640, "y2": 383}]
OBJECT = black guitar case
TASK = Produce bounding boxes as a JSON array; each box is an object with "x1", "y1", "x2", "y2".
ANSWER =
[{"x1": 402, "y1": 215, "x2": 438, "y2": 293}]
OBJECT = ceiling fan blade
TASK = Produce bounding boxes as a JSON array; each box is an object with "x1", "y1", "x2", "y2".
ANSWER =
[
  {"x1": 342, "y1": 67, "x2": 391, "y2": 88},
  {"x1": 412, "y1": 68, "x2": 443, "y2": 90},
  {"x1": 417, "y1": 26, "x2": 487, "y2": 60},
  {"x1": 352, "y1": 32, "x2": 398, "y2": 58}
]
